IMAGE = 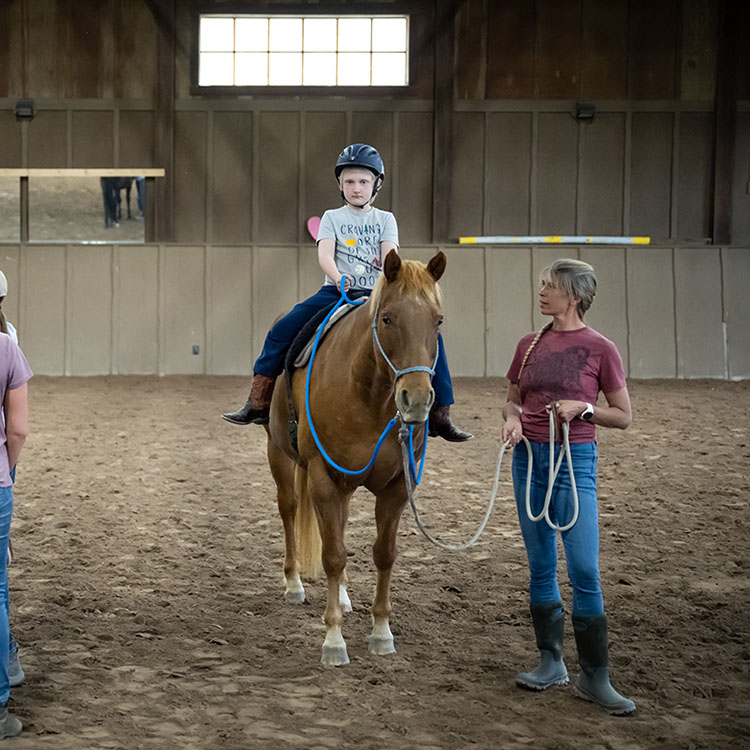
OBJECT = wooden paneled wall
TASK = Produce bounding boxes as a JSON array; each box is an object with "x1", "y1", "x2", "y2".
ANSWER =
[
  {"x1": 450, "y1": 104, "x2": 718, "y2": 242},
  {"x1": 0, "y1": 101, "x2": 728, "y2": 244},
  {"x1": 1, "y1": 0, "x2": 749, "y2": 245},
  {"x1": 455, "y1": 0, "x2": 718, "y2": 101},
  {"x1": 0, "y1": 242, "x2": 747, "y2": 380}
]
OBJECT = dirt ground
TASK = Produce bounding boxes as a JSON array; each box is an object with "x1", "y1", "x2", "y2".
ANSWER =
[{"x1": 4, "y1": 375, "x2": 748, "y2": 749}]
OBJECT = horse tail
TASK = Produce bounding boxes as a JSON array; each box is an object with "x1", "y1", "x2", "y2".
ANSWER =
[{"x1": 294, "y1": 466, "x2": 322, "y2": 578}]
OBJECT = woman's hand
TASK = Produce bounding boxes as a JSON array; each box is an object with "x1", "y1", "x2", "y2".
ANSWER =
[
  {"x1": 502, "y1": 414, "x2": 523, "y2": 446},
  {"x1": 546, "y1": 400, "x2": 586, "y2": 424}
]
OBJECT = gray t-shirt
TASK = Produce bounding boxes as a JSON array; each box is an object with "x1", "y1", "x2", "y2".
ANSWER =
[{"x1": 317, "y1": 205, "x2": 399, "y2": 290}]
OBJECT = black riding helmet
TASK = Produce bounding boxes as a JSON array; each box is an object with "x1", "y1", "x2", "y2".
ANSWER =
[{"x1": 335, "y1": 143, "x2": 385, "y2": 201}]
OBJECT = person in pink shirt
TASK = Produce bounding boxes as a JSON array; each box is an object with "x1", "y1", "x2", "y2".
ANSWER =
[
  {"x1": 501, "y1": 258, "x2": 635, "y2": 716},
  {"x1": 0, "y1": 332, "x2": 32, "y2": 738}
]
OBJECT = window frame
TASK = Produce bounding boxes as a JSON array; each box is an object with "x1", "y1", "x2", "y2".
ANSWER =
[{"x1": 189, "y1": 2, "x2": 421, "y2": 97}]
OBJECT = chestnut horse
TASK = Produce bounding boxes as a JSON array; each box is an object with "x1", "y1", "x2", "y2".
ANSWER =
[{"x1": 265, "y1": 249, "x2": 446, "y2": 666}]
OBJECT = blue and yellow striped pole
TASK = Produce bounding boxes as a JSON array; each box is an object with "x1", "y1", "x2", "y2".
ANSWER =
[{"x1": 458, "y1": 236, "x2": 650, "y2": 245}]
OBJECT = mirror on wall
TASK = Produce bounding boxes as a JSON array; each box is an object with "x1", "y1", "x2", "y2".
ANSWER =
[
  {"x1": 0, "y1": 178, "x2": 20, "y2": 242},
  {"x1": 28, "y1": 176, "x2": 146, "y2": 243}
]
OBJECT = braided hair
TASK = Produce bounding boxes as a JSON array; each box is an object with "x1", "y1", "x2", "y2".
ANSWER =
[{"x1": 517, "y1": 322, "x2": 552, "y2": 385}]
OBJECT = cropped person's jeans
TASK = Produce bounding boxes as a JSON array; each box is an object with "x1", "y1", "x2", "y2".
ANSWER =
[
  {"x1": 512, "y1": 440, "x2": 604, "y2": 616},
  {"x1": 254, "y1": 284, "x2": 455, "y2": 407},
  {"x1": 0, "y1": 486, "x2": 12, "y2": 703}
]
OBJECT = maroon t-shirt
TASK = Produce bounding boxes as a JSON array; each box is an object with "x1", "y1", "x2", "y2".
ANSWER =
[{"x1": 506, "y1": 326, "x2": 626, "y2": 443}]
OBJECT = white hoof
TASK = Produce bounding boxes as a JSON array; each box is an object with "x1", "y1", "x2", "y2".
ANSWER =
[
  {"x1": 321, "y1": 644, "x2": 350, "y2": 667},
  {"x1": 284, "y1": 588, "x2": 305, "y2": 604},
  {"x1": 368, "y1": 635, "x2": 396, "y2": 656}
]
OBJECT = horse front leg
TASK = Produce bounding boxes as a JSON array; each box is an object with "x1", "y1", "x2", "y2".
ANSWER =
[
  {"x1": 369, "y1": 483, "x2": 408, "y2": 656},
  {"x1": 309, "y1": 463, "x2": 351, "y2": 666}
]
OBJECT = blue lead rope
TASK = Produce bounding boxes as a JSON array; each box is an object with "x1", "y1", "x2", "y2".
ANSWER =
[{"x1": 304, "y1": 278, "x2": 428, "y2": 481}]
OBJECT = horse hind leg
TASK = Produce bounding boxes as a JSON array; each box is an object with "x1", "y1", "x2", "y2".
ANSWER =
[{"x1": 266, "y1": 440, "x2": 309, "y2": 603}]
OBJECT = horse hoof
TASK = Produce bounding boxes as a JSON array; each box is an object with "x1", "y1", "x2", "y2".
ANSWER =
[
  {"x1": 284, "y1": 588, "x2": 305, "y2": 604},
  {"x1": 368, "y1": 636, "x2": 396, "y2": 656},
  {"x1": 321, "y1": 645, "x2": 350, "y2": 667}
]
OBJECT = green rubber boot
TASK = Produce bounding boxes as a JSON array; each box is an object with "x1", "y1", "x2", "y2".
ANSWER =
[
  {"x1": 572, "y1": 614, "x2": 636, "y2": 716},
  {"x1": 516, "y1": 600, "x2": 569, "y2": 691},
  {"x1": 0, "y1": 705, "x2": 22, "y2": 739}
]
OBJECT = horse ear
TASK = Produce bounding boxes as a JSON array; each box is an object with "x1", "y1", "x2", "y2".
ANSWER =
[
  {"x1": 427, "y1": 251, "x2": 446, "y2": 282},
  {"x1": 384, "y1": 249, "x2": 401, "y2": 282}
]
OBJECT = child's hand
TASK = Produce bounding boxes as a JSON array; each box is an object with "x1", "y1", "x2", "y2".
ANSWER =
[{"x1": 338, "y1": 275, "x2": 352, "y2": 292}]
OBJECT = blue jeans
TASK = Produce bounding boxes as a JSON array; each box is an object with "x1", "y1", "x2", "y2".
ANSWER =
[
  {"x1": 512, "y1": 440, "x2": 604, "y2": 616},
  {"x1": 254, "y1": 285, "x2": 455, "y2": 407},
  {"x1": 0, "y1": 486, "x2": 12, "y2": 703}
]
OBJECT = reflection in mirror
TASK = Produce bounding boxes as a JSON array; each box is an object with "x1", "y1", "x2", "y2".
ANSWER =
[
  {"x1": 0, "y1": 178, "x2": 20, "y2": 242},
  {"x1": 29, "y1": 176, "x2": 146, "y2": 243}
]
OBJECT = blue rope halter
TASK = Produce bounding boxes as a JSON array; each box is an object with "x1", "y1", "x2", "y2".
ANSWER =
[{"x1": 303, "y1": 277, "x2": 432, "y2": 481}]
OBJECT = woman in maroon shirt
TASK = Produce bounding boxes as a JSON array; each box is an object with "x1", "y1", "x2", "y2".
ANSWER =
[{"x1": 501, "y1": 258, "x2": 635, "y2": 716}]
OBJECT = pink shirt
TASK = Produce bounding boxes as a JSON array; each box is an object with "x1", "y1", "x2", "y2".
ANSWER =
[
  {"x1": 506, "y1": 326, "x2": 626, "y2": 443},
  {"x1": 0, "y1": 333, "x2": 33, "y2": 487}
]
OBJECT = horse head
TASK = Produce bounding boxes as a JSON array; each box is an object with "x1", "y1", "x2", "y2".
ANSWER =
[{"x1": 370, "y1": 249, "x2": 446, "y2": 425}]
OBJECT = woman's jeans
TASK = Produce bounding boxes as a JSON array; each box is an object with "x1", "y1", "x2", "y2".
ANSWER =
[
  {"x1": 512, "y1": 440, "x2": 604, "y2": 616},
  {"x1": 0, "y1": 486, "x2": 12, "y2": 703},
  {"x1": 254, "y1": 285, "x2": 455, "y2": 406}
]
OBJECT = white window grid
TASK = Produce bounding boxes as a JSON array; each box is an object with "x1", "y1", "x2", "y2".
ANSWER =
[{"x1": 198, "y1": 15, "x2": 409, "y2": 87}]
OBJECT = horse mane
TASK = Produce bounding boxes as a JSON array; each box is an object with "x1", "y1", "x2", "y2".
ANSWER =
[{"x1": 369, "y1": 258, "x2": 443, "y2": 315}]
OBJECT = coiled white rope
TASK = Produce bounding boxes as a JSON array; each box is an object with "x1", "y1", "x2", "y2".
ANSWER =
[{"x1": 401, "y1": 408, "x2": 580, "y2": 550}]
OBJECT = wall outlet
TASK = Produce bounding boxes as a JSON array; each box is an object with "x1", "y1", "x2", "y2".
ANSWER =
[{"x1": 192, "y1": 345, "x2": 199, "y2": 355}]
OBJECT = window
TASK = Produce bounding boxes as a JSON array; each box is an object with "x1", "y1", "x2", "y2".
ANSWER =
[{"x1": 198, "y1": 15, "x2": 409, "y2": 87}]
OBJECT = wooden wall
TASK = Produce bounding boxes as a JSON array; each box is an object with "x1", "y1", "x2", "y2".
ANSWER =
[
  {"x1": 0, "y1": 242, "x2": 747, "y2": 380},
  {"x1": 0, "y1": 1, "x2": 748, "y2": 380},
  {"x1": 0, "y1": 0, "x2": 748, "y2": 246}
]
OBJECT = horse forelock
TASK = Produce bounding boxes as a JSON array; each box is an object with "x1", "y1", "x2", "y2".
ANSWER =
[{"x1": 369, "y1": 259, "x2": 442, "y2": 316}]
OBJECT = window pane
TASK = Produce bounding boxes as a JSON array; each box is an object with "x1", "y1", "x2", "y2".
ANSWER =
[
  {"x1": 372, "y1": 18, "x2": 407, "y2": 52},
  {"x1": 337, "y1": 52, "x2": 370, "y2": 85},
  {"x1": 199, "y1": 52, "x2": 234, "y2": 85},
  {"x1": 0, "y1": 178, "x2": 19, "y2": 242},
  {"x1": 200, "y1": 17, "x2": 234, "y2": 52},
  {"x1": 303, "y1": 18, "x2": 337, "y2": 51},
  {"x1": 269, "y1": 52, "x2": 302, "y2": 85},
  {"x1": 372, "y1": 52, "x2": 407, "y2": 85},
  {"x1": 269, "y1": 18, "x2": 302, "y2": 52},
  {"x1": 236, "y1": 18, "x2": 268, "y2": 52},
  {"x1": 236, "y1": 52, "x2": 268, "y2": 85},
  {"x1": 338, "y1": 18, "x2": 371, "y2": 52},
  {"x1": 29, "y1": 177, "x2": 145, "y2": 243},
  {"x1": 303, "y1": 52, "x2": 336, "y2": 85}
]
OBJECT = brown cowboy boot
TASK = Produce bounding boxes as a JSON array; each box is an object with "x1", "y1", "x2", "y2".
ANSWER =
[
  {"x1": 222, "y1": 374, "x2": 276, "y2": 425},
  {"x1": 428, "y1": 405, "x2": 473, "y2": 442}
]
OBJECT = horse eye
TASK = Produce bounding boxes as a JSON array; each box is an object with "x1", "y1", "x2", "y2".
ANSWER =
[{"x1": 381, "y1": 314, "x2": 391, "y2": 325}]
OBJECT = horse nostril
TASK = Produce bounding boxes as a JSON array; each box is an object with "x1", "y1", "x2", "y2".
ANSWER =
[
  {"x1": 400, "y1": 389, "x2": 411, "y2": 408},
  {"x1": 428, "y1": 389, "x2": 435, "y2": 409}
]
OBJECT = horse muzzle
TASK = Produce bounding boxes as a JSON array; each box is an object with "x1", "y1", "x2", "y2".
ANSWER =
[{"x1": 394, "y1": 374, "x2": 434, "y2": 424}]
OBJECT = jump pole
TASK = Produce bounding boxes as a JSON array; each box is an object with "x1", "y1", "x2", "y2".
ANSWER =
[{"x1": 458, "y1": 235, "x2": 650, "y2": 245}]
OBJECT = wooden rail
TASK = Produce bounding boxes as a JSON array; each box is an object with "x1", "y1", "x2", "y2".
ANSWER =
[
  {"x1": 0, "y1": 168, "x2": 165, "y2": 242},
  {"x1": 0, "y1": 169, "x2": 165, "y2": 177}
]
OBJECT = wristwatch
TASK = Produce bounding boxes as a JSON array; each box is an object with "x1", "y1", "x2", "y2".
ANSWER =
[{"x1": 580, "y1": 402, "x2": 594, "y2": 421}]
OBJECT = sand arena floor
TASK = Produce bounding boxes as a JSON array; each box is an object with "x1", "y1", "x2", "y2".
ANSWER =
[{"x1": 4, "y1": 375, "x2": 748, "y2": 749}]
